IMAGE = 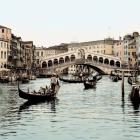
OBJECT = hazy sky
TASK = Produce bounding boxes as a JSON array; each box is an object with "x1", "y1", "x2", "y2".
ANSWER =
[{"x1": 1, "y1": 0, "x2": 140, "y2": 47}]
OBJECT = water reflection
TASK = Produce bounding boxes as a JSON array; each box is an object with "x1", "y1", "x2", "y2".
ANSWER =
[{"x1": 18, "y1": 98, "x2": 59, "y2": 113}]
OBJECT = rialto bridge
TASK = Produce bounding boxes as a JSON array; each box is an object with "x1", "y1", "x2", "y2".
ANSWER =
[{"x1": 40, "y1": 49, "x2": 121, "y2": 74}]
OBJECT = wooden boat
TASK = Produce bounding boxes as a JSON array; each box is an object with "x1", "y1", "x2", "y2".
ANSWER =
[
  {"x1": 18, "y1": 84, "x2": 60, "y2": 102},
  {"x1": 110, "y1": 75, "x2": 118, "y2": 82},
  {"x1": 59, "y1": 76, "x2": 84, "y2": 83},
  {"x1": 84, "y1": 81, "x2": 96, "y2": 89},
  {"x1": 84, "y1": 75, "x2": 102, "y2": 89},
  {"x1": 59, "y1": 74, "x2": 102, "y2": 83},
  {"x1": 128, "y1": 76, "x2": 133, "y2": 85},
  {"x1": 130, "y1": 84, "x2": 140, "y2": 104}
]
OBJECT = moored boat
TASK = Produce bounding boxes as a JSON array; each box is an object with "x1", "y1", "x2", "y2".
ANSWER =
[{"x1": 130, "y1": 84, "x2": 140, "y2": 104}]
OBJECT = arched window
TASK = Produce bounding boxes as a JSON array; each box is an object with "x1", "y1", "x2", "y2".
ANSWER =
[
  {"x1": 48, "y1": 60, "x2": 53, "y2": 67},
  {"x1": 42, "y1": 61, "x2": 47, "y2": 68},
  {"x1": 93, "y1": 56, "x2": 98, "y2": 62},
  {"x1": 59, "y1": 57, "x2": 64, "y2": 64},
  {"x1": 87, "y1": 55, "x2": 92, "y2": 61},
  {"x1": 99, "y1": 57, "x2": 103, "y2": 63},
  {"x1": 54, "y1": 59, "x2": 58, "y2": 65},
  {"x1": 116, "y1": 61, "x2": 120, "y2": 67},
  {"x1": 110, "y1": 60, "x2": 115, "y2": 66},
  {"x1": 104, "y1": 58, "x2": 109, "y2": 65},
  {"x1": 65, "y1": 56, "x2": 70, "y2": 63},
  {"x1": 71, "y1": 55, "x2": 75, "y2": 61}
]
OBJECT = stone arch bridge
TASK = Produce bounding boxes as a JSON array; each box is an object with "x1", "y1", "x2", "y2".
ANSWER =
[{"x1": 40, "y1": 50, "x2": 121, "y2": 74}]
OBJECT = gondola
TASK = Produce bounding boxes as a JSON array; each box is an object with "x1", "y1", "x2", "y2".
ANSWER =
[
  {"x1": 18, "y1": 84, "x2": 60, "y2": 102},
  {"x1": 128, "y1": 76, "x2": 133, "y2": 85},
  {"x1": 84, "y1": 75, "x2": 102, "y2": 89},
  {"x1": 110, "y1": 75, "x2": 118, "y2": 82},
  {"x1": 59, "y1": 76, "x2": 84, "y2": 83},
  {"x1": 84, "y1": 81, "x2": 96, "y2": 89},
  {"x1": 130, "y1": 84, "x2": 140, "y2": 104}
]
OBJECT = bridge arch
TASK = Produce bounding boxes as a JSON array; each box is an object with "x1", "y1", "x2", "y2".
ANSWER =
[
  {"x1": 54, "y1": 59, "x2": 58, "y2": 65},
  {"x1": 87, "y1": 55, "x2": 92, "y2": 61},
  {"x1": 42, "y1": 61, "x2": 47, "y2": 68},
  {"x1": 110, "y1": 60, "x2": 115, "y2": 66},
  {"x1": 71, "y1": 54, "x2": 76, "y2": 61},
  {"x1": 59, "y1": 57, "x2": 64, "y2": 64},
  {"x1": 99, "y1": 57, "x2": 103, "y2": 63},
  {"x1": 104, "y1": 58, "x2": 109, "y2": 65},
  {"x1": 82, "y1": 64, "x2": 105, "y2": 75},
  {"x1": 65, "y1": 56, "x2": 70, "y2": 63}
]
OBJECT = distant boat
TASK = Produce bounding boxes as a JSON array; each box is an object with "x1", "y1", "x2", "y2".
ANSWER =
[{"x1": 84, "y1": 75, "x2": 102, "y2": 89}]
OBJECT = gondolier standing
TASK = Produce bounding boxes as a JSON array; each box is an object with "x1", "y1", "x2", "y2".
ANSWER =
[{"x1": 51, "y1": 74, "x2": 57, "y2": 91}]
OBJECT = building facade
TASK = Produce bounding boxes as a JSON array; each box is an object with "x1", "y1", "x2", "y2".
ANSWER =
[
  {"x1": 0, "y1": 25, "x2": 11, "y2": 70},
  {"x1": 35, "y1": 43, "x2": 68, "y2": 67}
]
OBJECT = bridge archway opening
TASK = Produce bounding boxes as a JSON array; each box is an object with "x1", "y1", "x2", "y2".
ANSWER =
[
  {"x1": 71, "y1": 54, "x2": 75, "y2": 61},
  {"x1": 48, "y1": 60, "x2": 53, "y2": 67},
  {"x1": 99, "y1": 57, "x2": 103, "y2": 63},
  {"x1": 65, "y1": 56, "x2": 70, "y2": 63},
  {"x1": 116, "y1": 61, "x2": 120, "y2": 67},
  {"x1": 110, "y1": 60, "x2": 115, "y2": 66},
  {"x1": 87, "y1": 55, "x2": 92, "y2": 61},
  {"x1": 93, "y1": 56, "x2": 98, "y2": 62},
  {"x1": 54, "y1": 59, "x2": 58, "y2": 65},
  {"x1": 59, "y1": 57, "x2": 64, "y2": 64},
  {"x1": 104, "y1": 58, "x2": 109, "y2": 65},
  {"x1": 82, "y1": 64, "x2": 105, "y2": 75},
  {"x1": 42, "y1": 61, "x2": 47, "y2": 68}
]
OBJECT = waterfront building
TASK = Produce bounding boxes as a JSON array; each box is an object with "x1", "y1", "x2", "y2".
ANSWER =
[
  {"x1": 123, "y1": 32, "x2": 139, "y2": 68},
  {"x1": 0, "y1": 25, "x2": 11, "y2": 70},
  {"x1": 114, "y1": 38, "x2": 124, "y2": 65},
  {"x1": 21, "y1": 41, "x2": 35, "y2": 69},
  {"x1": 8, "y1": 34, "x2": 22, "y2": 69},
  {"x1": 35, "y1": 43, "x2": 68, "y2": 67},
  {"x1": 67, "y1": 38, "x2": 118, "y2": 74},
  {"x1": 136, "y1": 35, "x2": 140, "y2": 67}
]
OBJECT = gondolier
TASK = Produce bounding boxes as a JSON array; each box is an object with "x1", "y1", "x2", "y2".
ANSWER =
[{"x1": 51, "y1": 74, "x2": 58, "y2": 91}]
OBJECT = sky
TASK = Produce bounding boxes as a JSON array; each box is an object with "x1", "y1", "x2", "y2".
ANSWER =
[{"x1": 1, "y1": 0, "x2": 140, "y2": 47}]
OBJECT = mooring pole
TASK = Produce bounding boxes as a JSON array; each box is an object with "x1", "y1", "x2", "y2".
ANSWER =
[{"x1": 122, "y1": 70, "x2": 124, "y2": 99}]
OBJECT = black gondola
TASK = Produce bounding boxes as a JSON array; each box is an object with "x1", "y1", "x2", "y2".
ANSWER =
[
  {"x1": 84, "y1": 81, "x2": 96, "y2": 89},
  {"x1": 59, "y1": 76, "x2": 84, "y2": 83},
  {"x1": 110, "y1": 75, "x2": 118, "y2": 82},
  {"x1": 84, "y1": 75, "x2": 102, "y2": 89},
  {"x1": 128, "y1": 76, "x2": 133, "y2": 85},
  {"x1": 18, "y1": 84, "x2": 60, "y2": 102},
  {"x1": 59, "y1": 74, "x2": 102, "y2": 83},
  {"x1": 130, "y1": 84, "x2": 140, "y2": 104}
]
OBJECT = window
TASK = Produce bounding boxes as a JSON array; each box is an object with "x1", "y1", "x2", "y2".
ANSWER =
[
  {"x1": 1, "y1": 51, "x2": 3, "y2": 59},
  {"x1": 37, "y1": 52, "x2": 39, "y2": 57},
  {"x1": 2, "y1": 29, "x2": 4, "y2": 33},
  {"x1": 41, "y1": 51, "x2": 43, "y2": 57},
  {"x1": 4, "y1": 52, "x2": 6, "y2": 59}
]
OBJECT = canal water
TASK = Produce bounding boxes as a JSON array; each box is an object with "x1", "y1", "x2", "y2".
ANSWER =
[{"x1": 0, "y1": 76, "x2": 140, "y2": 140}]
